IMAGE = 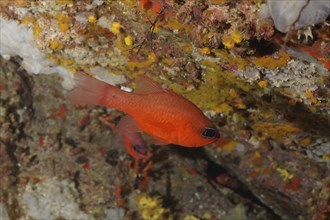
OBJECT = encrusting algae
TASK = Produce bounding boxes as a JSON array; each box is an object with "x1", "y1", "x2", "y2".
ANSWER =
[
  {"x1": 252, "y1": 51, "x2": 290, "y2": 69},
  {"x1": 135, "y1": 193, "x2": 172, "y2": 220}
]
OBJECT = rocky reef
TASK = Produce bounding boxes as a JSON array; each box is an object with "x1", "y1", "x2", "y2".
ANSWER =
[{"x1": 0, "y1": 0, "x2": 329, "y2": 219}]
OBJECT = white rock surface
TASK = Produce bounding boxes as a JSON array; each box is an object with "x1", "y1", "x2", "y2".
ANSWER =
[
  {"x1": 0, "y1": 203, "x2": 10, "y2": 220},
  {"x1": 20, "y1": 178, "x2": 94, "y2": 220},
  {"x1": 0, "y1": 17, "x2": 75, "y2": 89}
]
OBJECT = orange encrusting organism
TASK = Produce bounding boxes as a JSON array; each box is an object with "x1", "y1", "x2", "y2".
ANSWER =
[
  {"x1": 139, "y1": 0, "x2": 173, "y2": 20},
  {"x1": 299, "y1": 41, "x2": 330, "y2": 70}
]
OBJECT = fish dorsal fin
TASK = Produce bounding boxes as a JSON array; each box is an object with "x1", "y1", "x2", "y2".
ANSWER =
[
  {"x1": 134, "y1": 75, "x2": 165, "y2": 94},
  {"x1": 163, "y1": 87, "x2": 186, "y2": 99}
]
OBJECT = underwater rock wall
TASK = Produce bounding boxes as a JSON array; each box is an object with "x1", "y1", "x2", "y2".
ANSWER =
[{"x1": 0, "y1": 0, "x2": 329, "y2": 219}]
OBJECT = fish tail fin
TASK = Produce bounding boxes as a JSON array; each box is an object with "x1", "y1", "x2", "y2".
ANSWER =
[{"x1": 68, "y1": 72, "x2": 116, "y2": 107}]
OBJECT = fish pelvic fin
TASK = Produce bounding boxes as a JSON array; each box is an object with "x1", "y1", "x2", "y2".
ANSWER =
[
  {"x1": 68, "y1": 72, "x2": 117, "y2": 107},
  {"x1": 117, "y1": 115, "x2": 148, "y2": 159},
  {"x1": 116, "y1": 115, "x2": 141, "y2": 133}
]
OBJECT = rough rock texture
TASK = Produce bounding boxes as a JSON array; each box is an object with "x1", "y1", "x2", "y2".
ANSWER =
[
  {"x1": 0, "y1": 0, "x2": 329, "y2": 219},
  {"x1": 0, "y1": 57, "x2": 278, "y2": 219}
]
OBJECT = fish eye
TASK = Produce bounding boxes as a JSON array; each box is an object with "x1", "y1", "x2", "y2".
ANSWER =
[
  {"x1": 133, "y1": 144, "x2": 147, "y2": 156},
  {"x1": 202, "y1": 127, "x2": 219, "y2": 139}
]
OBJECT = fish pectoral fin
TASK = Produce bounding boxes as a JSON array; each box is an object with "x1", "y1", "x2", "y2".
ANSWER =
[
  {"x1": 116, "y1": 115, "x2": 141, "y2": 133},
  {"x1": 117, "y1": 115, "x2": 148, "y2": 159},
  {"x1": 147, "y1": 135, "x2": 171, "y2": 146},
  {"x1": 123, "y1": 132, "x2": 148, "y2": 159},
  {"x1": 134, "y1": 75, "x2": 166, "y2": 94}
]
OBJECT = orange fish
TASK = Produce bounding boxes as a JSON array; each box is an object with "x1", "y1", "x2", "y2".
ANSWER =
[{"x1": 69, "y1": 73, "x2": 220, "y2": 149}]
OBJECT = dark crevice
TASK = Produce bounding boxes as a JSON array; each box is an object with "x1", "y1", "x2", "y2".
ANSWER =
[
  {"x1": 174, "y1": 147, "x2": 281, "y2": 219},
  {"x1": 205, "y1": 157, "x2": 281, "y2": 219},
  {"x1": 260, "y1": 91, "x2": 330, "y2": 137},
  {"x1": 72, "y1": 170, "x2": 87, "y2": 212}
]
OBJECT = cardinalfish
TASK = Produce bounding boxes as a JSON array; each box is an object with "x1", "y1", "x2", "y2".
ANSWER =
[{"x1": 69, "y1": 73, "x2": 220, "y2": 159}]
